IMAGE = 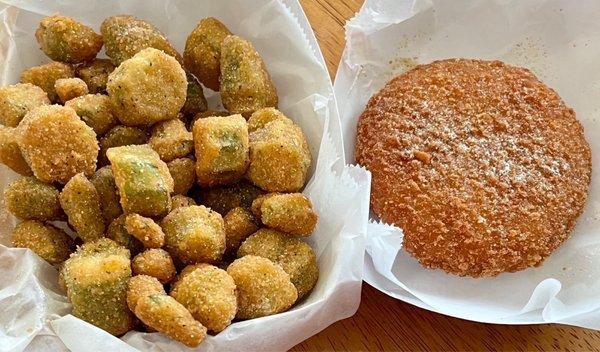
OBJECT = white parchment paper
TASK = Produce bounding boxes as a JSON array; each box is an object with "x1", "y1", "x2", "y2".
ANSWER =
[
  {"x1": 335, "y1": 0, "x2": 600, "y2": 328},
  {"x1": 0, "y1": 0, "x2": 371, "y2": 351}
]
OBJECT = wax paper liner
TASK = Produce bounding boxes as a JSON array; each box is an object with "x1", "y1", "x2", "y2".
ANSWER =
[
  {"x1": 334, "y1": 0, "x2": 600, "y2": 328},
  {"x1": 0, "y1": 0, "x2": 371, "y2": 350}
]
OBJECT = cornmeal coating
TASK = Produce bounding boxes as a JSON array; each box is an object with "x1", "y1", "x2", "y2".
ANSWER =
[
  {"x1": 124, "y1": 214, "x2": 165, "y2": 249},
  {"x1": 223, "y1": 207, "x2": 259, "y2": 256},
  {"x1": 35, "y1": 15, "x2": 103, "y2": 64},
  {"x1": 220, "y1": 35, "x2": 278, "y2": 117},
  {"x1": 91, "y1": 166, "x2": 123, "y2": 225},
  {"x1": 101, "y1": 15, "x2": 182, "y2": 65},
  {"x1": 227, "y1": 255, "x2": 297, "y2": 319},
  {"x1": 11, "y1": 220, "x2": 74, "y2": 265},
  {"x1": 60, "y1": 173, "x2": 105, "y2": 243},
  {"x1": 161, "y1": 205, "x2": 226, "y2": 265},
  {"x1": 355, "y1": 59, "x2": 592, "y2": 277},
  {"x1": 183, "y1": 18, "x2": 232, "y2": 91},
  {"x1": 238, "y1": 229, "x2": 318, "y2": 299},
  {"x1": 17, "y1": 105, "x2": 98, "y2": 184},
  {"x1": 200, "y1": 180, "x2": 264, "y2": 215},
  {"x1": 107, "y1": 48, "x2": 187, "y2": 126},
  {"x1": 65, "y1": 94, "x2": 117, "y2": 135},
  {"x1": 171, "y1": 194, "x2": 197, "y2": 209},
  {"x1": 0, "y1": 126, "x2": 32, "y2": 175},
  {"x1": 54, "y1": 77, "x2": 88, "y2": 103},
  {"x1": 149, "y1": 119, "x2": 193, "y2": 162},
  {"x1": 98, "y1": 125, "x2": 147, "y2": 166},
  {"x1": 258, "y1": 193, "x2": 317, "y2": 237},
  {"x1": 170, "y1": 264, "x2": 237, "y2": 333},
  {"x1": 4, "y1": 176, "x2": 63, "y2": 221},
  {"x1": 21, "y1": 62, "x2": 75, "y2": 103},
  {"x1": 0, "y1": 83, "x2": 49, "y2": 127},
  {"x1": 189, "y1": 110, "x2": 230, "y2": 131},
  {"x1": 127, "y1": 274, "x2": 165, "y2": 312},
  {"x1": 132, "y1": 249, "x2": 176, "y2": 284},
  {"x1": 76, "y1": 59, "x2": 115, "y2": 94},
  {"x1": 181, "y1": 73, "x2": 208, "y2": 117},
  {"x1": 107, "y1": 214, "x2": 143, "y2": 255},
  {"x1": 167, "y1": 157, "x2": 196, "y2": 195}
]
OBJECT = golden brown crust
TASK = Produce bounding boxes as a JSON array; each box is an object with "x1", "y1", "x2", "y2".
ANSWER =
[{"x1": 355, "y1": 59, "x2": 592, "y2": 277}]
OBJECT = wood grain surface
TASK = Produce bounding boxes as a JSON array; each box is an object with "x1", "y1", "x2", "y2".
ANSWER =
[{"x1": 293, "y1": 1, "x2": 600, "y2": 351}]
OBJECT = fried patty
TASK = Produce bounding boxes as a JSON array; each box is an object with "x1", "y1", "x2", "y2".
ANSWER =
[{"x1": 355, "y1": 59, "x2": 592, "y2": 277}]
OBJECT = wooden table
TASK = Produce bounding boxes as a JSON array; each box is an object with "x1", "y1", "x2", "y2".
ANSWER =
[{"x1": 293, "y1": 1, "x2": 600, "y2": 350}]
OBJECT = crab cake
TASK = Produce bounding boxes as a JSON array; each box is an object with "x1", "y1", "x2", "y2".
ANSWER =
[{"x1": 355, "y1": 59, "x2": 592, "y2": 277}]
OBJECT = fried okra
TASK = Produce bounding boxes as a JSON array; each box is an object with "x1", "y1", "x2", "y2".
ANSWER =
[
  {"x1": 170, "y1": 264, "x2": 237, "y2": 333},
  {"x1": 98, "y1": 125, "x2": 147, "y2": 166},
  {"x1": 0, "y1": 83, "x2": 49, "y2": 127},
  {"x1": 189, "y1": 110, "x2": 230, "y2": 131},
  {"x1": 193, "y1": 114, "x2": 249, "y2": 187},
  {"x1": 66, "y1": 94, "x2": 118, "y2": 137},
  {"x1": 107, "y1": 48, "x2": 187, "y2": 126},
  {"x1": 107, "y1": 145, "x2": 174, "y2": 217},
  {"x1": 171, "y1": 194, "x2": 197, "y2": 209},
  {"x1": 54, "y1": 77, "x2": 88, "y2": 103},
  {"x1": 247, "y1": 107, "x2": 287, "y2": 133},
  {"x1": 200, "y1": 180, "x2": 264, "y2": 215},
  {"x1": 161, "y1": 205, "x2": 226, "y2": 265},
  {"x1": 220, "y1": 35, "x2": 278, "y2": 117},
  {"x1": 20, "y1": 62, "x2": 75, "y2": 103},
  {"x1": 183, "y1": 18, "x2": 232, "y2": 91},
  {"x1": 224, "y1": 207, "x2": 259, "y2": 256},
  {"x1": 35, "y1": 15, "x2": 103, "y2": 64},
  {"x1": 91, "y1": 166, "x2": 122, "y2": 225},
  {"x1": 182, "y1": 73, "x2": 208, "y2": 117},
  {"x1": 124, "y1": 214, "x2": 165, "y2": 249},
  {"x1": 0, "y1": 126, "x2": 32, "y2": 175},
  {"x1": 227, "y1": 255, "x2": 297, "y2": 319},
  {"x1": 167, "y1": 157, "x2": 196, "y2": 195},
  {"x1": 257, "y1": 193, "x2": 317, "y2": 236},
  {"x1": 101, "y1": 15, "x2": 182, "y2": 65},
  {"x1": 248, "y1": 115, "x2": 311, "y2": 192},
  {"x1": 62, "y1": 238, "x2": 135, "y2": 336},
  {"x1": 149, "y1": 119, "x2": 193, "y2": 162},
  {"x1": 60, "y1": 173, "x2": 105, "y2": 242},
  {"x1": 107, "y1": 214, "x2": 143, "y2": 255},
  {"x1": 132, "y1": 249, "x2": 176, "y2": 284},
  {"x1": 17, "y1": 105, "x2": 98, "y2": 184},
  {"x1": 11, "y1": 220, "x2": 74, "y2": 265},
  {"x1": 76, "y1": 59, "x2": 115, "y2": 94},
  {"x1": 127, "y1": 274, "x2": 165, "y2": 312},
  {"x1": 238, "y1": 229, "x2": 318, "y2": 299},
  {"x1": 4, "y1": 176, "x2": 62, "y2": 221}
]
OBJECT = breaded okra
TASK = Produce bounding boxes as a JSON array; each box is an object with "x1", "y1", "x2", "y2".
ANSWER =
[
  {"x1": 11, "y1": 220, "x2": 74, "y2": 265},
  {"x1": 181, "y1": 72, "x2": 208, "y2": 117},
  {"x1": 65, "y1": 94, "x2": 118, "y2": 136},
  {"x1": 170, "y1": 194, "x2": 197, "y2": 209},
  {"x1": 0, "y1": 83, "x2": 49, "y2": 127},
  {"x1": 107, "y1": 145, "x2": 174, "y2": 217},
  {"x1": 106, "y1": 214, "x2": 143, "y2": 255},
  {"x1": 167, "y1": 157, "x2": 196, "y2": 195},
  {"x1": 21, "y1": 62, "x2": 75, "y2": 103},
  {"x1": 60, "y1": 173, "x2": 105, "y2": 242},
  {"x1": 0, "y1": 126, "x2": 32, "y2": 175},
  {"x1": 223, "y1": 207, "x2": 259, "y2": 256},
  {"x1": 193, "y1": 114, "x2": 249, "y2": 187},
  {"x1": 62, "y1": 238, "x2": 135, "y2": 336},
  {"x1": 200, "y1": 180, "x2": 264, "y2": 215},
  {"x1": 98, "y1": 125, "x2": 147, "y2": 166},
  {"x1": 75, "y1": 59, "x2": 115, "y2": 94},
  {"x1": 124, "y1": 214, "x2": 165, "y2": 249},
  {"x1": 257, "y1": 193, "x2": 317, "y2": 236},
  {"x1": 54, "y1": 77, "x2": 88, "y2": 103},
  {"x1": 4, "y1": 176, "x2": 63, "y2": 221},
  {"x1": 148, "y1": 119, "x2": 193, "y2": 162},
  {"x1": 127, "y1": 274, "x2": 165, "y2": 312},
  {"x1": 132, "y1": 248, "x2": 176, "y2": 284},
  {"x1": 90, "y1": 166, "x2": 123, "y2": 226}
]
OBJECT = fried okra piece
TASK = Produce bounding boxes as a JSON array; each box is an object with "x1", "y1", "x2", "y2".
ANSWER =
[
  {"x1": 135, "y1": 293, "x2": 207, "y2": 348},
  {"x1": 60, "y1": 173, "x2": 105, "y2": 242},
  {"x1": 193, "y1": 114, "x2": 249, "y2": 187},
  {"x1": 227, "y1": 255, "x2": 297, "y2": 319},
  {"x1": 171, "y1": 195, "x2": 197, "y2": 210},
  {"x1": 167, "y1": 157, "x2": 195, "y2": 195},
  {"x1": 248, "y1": 116, "x2": 311, "y2": 192},
  {"x1": 101, "y1": 15, "x2": 182, "y2": 65},
  {"x1": 189, "y1": 110, "x2": 230, "y2": 131},
  {"x1": 127, "y1": 274, "x2": 165, "y2": 312},
  {"x1": 223, "y1": 207, "x2": 259, "y2": 256},
  {"x1": 107, "y1": 214, "x2": 143, "y2": 255},
  {"x1": 76, "y1": 59, "x2": 115, "y2": 94},
  {"x1": 124, "y1": 214, "x2": 165, "y2": 249},
  {"x1": 107, "y1": 48, "x2": 187, "y2": 126},
  {"x1": 149, "y1": 119, "x2": 193, "y2": 162},
  {"x1": 107, "y1": 145, "x2": 174, "y2": 217},
  {"x1": 91, "y1": 166, "x2": 123, "y2": 225},
  {"x1": 0, "y1": 126, "x2": 32, "y2": 175},
  {"x1": 200, "y1": 180, "x2": 264, "y2": 215},
  {"x1": 21, "y1": 62, "x2": 75, "y2": 103},
  {"x1": 161, "y1": 205, "x2": 226, "y2": 265},
  {"x1": 220, "y1": 35, "x2": 278, "y2": 117},
  {"x1": 184, "y1": 18, "x2": 232, "y2": 91},
  {"x1": 54, "y1": 77, "x2": 88, "y2": 103},
  {"x1": 4, "y1": 176, "x2": 62, "y2": 220},
  {"x1": 62, "y1": 238, "x2": 135, "y2": 335},
  {"x1": 35, "y1": 15, "x2": 103, "y2": 64},
  {"x1": 0, "y1": 83, "x2": 50, "y2": 127},
  {"x1": 258, "y1": 193, "x2": 317, "y2": 236},
  {"x1": 247, "y1": 107, "x2": 287, "y2": 133},
  {"x1": 238, "y1": 229, "x2": 318, "y2": 299},
  {"x1": 17, "y1": 105, "x2": 98, "y2": 184},
  {"x1": 66, "y1": 94, "x2": 118, "y2": 137},
  {"x1": 182, "y1": 73, "x2": 207, "y2": 117},
  {"x1": 132, "y1": 249, "x2": 176, "y2": 284},
  {"x1": 170, "y1": 264, "x2": 237, "y2": 333},
  {"x1": 98, "y1": 125, "x2": 147, "y2": 166},
  {"x1": 11, "y1": 220, "x2": 74, "y2": 265}
]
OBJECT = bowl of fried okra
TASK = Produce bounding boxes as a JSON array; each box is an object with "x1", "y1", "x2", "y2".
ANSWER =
[{"x1": 0, "y1": 14, "x2": 319, "y2": 348}]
